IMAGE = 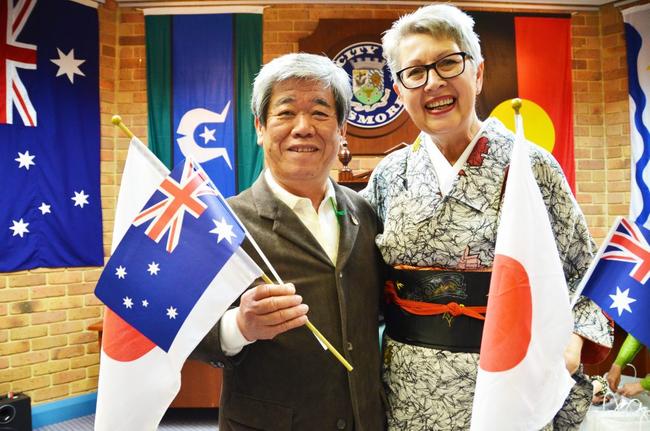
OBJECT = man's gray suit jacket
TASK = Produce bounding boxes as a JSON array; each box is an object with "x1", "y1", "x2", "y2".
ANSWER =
[{"x1": 193, "y1": 176, "x2": 385, "y2": 431}]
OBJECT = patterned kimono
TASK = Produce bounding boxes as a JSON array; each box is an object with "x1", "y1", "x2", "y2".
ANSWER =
[{"x1": 360, "y1": 118, "x2": 613, "y2": 430}]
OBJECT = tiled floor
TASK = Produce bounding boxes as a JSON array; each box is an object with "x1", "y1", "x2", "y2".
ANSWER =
[{"x1": 35, "y1": 408, "x2": 219, "y2": 431}]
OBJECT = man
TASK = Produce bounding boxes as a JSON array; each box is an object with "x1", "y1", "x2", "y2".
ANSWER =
[{"x1": 193, "y1": 53, "x2": 385, "y2": 431}]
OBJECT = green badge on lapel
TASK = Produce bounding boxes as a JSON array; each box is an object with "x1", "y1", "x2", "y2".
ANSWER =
[{"x1": 329, "y1": 197, "x2": 347, "y2": 225}]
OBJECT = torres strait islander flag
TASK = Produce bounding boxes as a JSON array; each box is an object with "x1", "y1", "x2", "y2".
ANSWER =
[
  {"x1": 94, "y1": 139, "x2": 262, "y2": 431},
  {"x1": 144, "y1": 7, "x2": 263, "y2": 197},
  {"x1": 470, "y1": 114, "x2": 574, "y2": 430},
  {"x1": 471, "y1": 12, "x2": 576, "y2": 191},
  {"x1": 1, "y1": 0, "x2": 102, "y2": 271}
]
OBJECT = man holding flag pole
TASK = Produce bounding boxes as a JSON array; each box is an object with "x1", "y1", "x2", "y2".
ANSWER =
[
  {"x1": 94, "y1": 53, "x2": 385, "y2": 430},
  {"x1": 191, "y1": 53, "x2": 386, "y2": 431}
]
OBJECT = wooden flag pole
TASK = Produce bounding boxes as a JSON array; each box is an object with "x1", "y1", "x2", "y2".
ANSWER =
[
  {"x1": 511, "y1": 97, "x2": 522, "y2": 115},
  {"x1": 112, "y1": 115, "x2": 135, "y2": 139}
]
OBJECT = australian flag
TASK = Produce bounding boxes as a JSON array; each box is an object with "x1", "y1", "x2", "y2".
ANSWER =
[
  {"x1": 95, "y1": 158, "x2": 253, "y2": 352},
  {"x1": 0, "y1": 0, "x2": 102, "y2": 271},
  {"x1": 579, "y1": 217, "x2": 650, "y2": 348}
]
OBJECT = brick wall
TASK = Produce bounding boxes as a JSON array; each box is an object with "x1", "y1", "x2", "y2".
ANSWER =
[
  {"x1": 572, "y1": 4, "x2": 634, "y2": 241},
  {"x1": 0, "y1": 0, "x2": 641, "y2": 406},
  {"x1": 599, "y1": 3, "x2": 638, "y2": 231}
]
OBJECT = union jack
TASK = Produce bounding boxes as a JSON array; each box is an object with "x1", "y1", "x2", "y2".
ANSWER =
[
  {"x1": 602, "y1": 218, "x2": 650, "y2": 284},
  {"x1": 133, "y1": 159, "x2": 217, "y2": 253},
  {"x1": 1, "y1": 0, "x2": 37, "y2": 126}
]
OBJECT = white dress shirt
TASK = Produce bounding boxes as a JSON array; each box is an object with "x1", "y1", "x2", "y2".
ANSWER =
[{"x1": 219, "y1": 170, "x2": 341, "y2": 355}]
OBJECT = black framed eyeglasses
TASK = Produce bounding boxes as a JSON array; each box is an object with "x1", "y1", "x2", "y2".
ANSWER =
[{"x1": 396, "y1": 52, "x2": 471, "y2": 89}]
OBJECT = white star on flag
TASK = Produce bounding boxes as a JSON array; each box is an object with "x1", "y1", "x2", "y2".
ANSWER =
[
  {"x1": 166, "y1": 306, "x2": 178, "y2": 319},
  {"x1": 147, "y1": 262, "x2": 160, "y2": 276},
  {"x1": 10, "y1": 219, "x2": 30, "y2": 238},
  {"x1": 609, "y1": 286, "x2": 636, "y2": 316},
  {"x1": 199, "y1": 126, "x2": 216, "y2": 144},
  {"x1": 115, "y1": 266, "x2": 127, "y2": 279},
  {"x1": 142, "y1": 300, "x2": 149, "y2": 308},
  {"x1": 71, "y1": 190, "x2": 89, "y2": 208},
  {"x1": 50, "y1": 48, "x2": 86, "y2": 83},
  {"x1": 209, "y1": 217, "x2": 236, "y2": 244},
  {"x1": 123, "y1": 297, "x2": 133, "y2": 309},
  {"x1": 39, "y1": 203, "x2": 51, "y2": 215},
  {"x1": 15, "y1": 151, "x2": 35, "y2": 170}
]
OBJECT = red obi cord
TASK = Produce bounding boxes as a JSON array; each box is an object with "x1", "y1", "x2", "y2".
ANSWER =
[{"x1": 385, "y1": 280, "x2": 487, "y2": 321}]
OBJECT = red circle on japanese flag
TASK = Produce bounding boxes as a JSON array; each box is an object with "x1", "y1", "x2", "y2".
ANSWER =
[
  {"x1": 480, "y1": 254, "x2": 532, "y2": 372},
  {"x1": 102, "y1": 308, "x2": 156, "y2": 361}
]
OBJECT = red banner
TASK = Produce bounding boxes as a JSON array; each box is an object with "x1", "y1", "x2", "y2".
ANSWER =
[{"x1": 515, "y1": 17, "x2": 575, "y2": 191}]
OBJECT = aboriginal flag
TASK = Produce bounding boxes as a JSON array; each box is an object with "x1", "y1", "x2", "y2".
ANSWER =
[{"x1": 470, "y1": 13, "x2": 575, "y2": 191}]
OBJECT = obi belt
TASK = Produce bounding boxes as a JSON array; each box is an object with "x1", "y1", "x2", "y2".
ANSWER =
[{"x1": 385, "y1": 265, "x2": 491, "y2": 353}]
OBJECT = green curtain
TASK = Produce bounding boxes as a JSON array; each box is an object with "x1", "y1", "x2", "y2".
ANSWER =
[
  {"x1": 145, "y1": 15, "x2": 173, "y2": 169},
  {"x1": 235, "y1": 14, "x2": 264, "y2": 192}
]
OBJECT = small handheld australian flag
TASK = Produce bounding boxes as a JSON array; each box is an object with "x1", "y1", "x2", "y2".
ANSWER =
[
  {"x1": 95, "y1": 158, "x2": 255, "y2": 352},
  {"x1": 578, "y1": 217, "x2": 650, "y2": 348}
]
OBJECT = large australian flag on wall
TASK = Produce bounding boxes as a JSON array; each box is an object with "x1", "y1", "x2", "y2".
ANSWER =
[{"x1": 0, "y1": 0, "x2": 102, "y2": 272}]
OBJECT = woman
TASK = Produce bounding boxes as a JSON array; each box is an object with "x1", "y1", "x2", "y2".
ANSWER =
[
  {"x1": 360, "y1": 4, "x2": 613, "y2": 430},
  {"x1": 607, "y1": 334, "x2": 650, "y2": 397}
]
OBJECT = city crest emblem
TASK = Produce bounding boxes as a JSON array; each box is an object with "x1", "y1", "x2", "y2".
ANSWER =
[
  {"x1": 334, "y1": 41, "x2": 404, "y2": 129},
  {"x1": 352, "y1": 68, "x2": 384, "y2": 105}
]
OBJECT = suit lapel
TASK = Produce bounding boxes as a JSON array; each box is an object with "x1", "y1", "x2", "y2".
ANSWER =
[
  {"x1": 333, "y1": 183, "x2": 359, "y2": 271},
  {"x1": 250, "y1": 176, "x2": 332, "y2": 266}
]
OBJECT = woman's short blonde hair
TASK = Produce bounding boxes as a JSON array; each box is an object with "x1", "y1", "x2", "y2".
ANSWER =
[{"x1": 382, "y1": 4, "x2": 483, "y2": 82}]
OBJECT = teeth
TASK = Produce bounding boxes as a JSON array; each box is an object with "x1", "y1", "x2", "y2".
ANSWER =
[
  {"x1": 291, "y1": 147, "x2": 317, "y2": 152},
  {"x1": 425, "y1": 97, "x2": 454, "y2": 109}
]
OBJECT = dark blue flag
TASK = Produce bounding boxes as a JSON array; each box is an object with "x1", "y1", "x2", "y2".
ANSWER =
[
  {"x1": 579, "y1": 217, "x2": 650, "y2": 348},
  {"x1": 0, "y1": 0, "x2": 102, "y2": 271},
  {"x1": 625, "y1": 7, "x2": 650, "y2": 228},
  {"x1": 94, "y1": 159, "x2": 248, "y2": 352}
]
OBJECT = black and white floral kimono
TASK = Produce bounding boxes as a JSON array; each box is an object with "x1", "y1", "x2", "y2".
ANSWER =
[{"x1": 360, "y1": 118, "x2": 613, "y2": 431}]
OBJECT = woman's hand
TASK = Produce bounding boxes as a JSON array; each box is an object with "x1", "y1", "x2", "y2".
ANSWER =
[
  {"x1": 607, "y1": 364, "x2": 622, "y2": 391},
  {"x1": 618, "y1": 381, "x2": 644, "y2": 397},
  {"x1": 591, "y1": 377, "x2": 606, "y2": 405},
  {"x1": 564, "y1": 333, "x2": 584, "y2": 375}
]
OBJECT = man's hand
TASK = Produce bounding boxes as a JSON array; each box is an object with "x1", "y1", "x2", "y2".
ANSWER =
[
  {"x1": 236, "y1": 283, "x2": 309, "y2": 342},
  {"x1": 607, "y1": 364, "x2": 622, "y2": 392},
  {"x1": 564, "y1": 333, "x2": 584, "y2": 375}
]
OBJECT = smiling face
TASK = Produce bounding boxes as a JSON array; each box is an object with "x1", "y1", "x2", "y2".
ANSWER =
[
  {"x1": 394, "y1": 33, "x2": 484, "y2": 147},
  {"x1": 257, "y1": 78, "x2": 346, "y2": 198}
]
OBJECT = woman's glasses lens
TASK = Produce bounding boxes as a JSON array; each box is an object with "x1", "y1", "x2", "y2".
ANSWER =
[{"x1": 397, "y1": 52, "x2": 468, "y2": 89}]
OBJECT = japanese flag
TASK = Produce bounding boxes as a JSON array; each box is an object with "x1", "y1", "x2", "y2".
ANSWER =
[
  {"x1": 95, "y1": 138, "x2": 261, "y2": 430},
  {"x1": 470, "y1": 113, "x2": 575, "y2": 430}
]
